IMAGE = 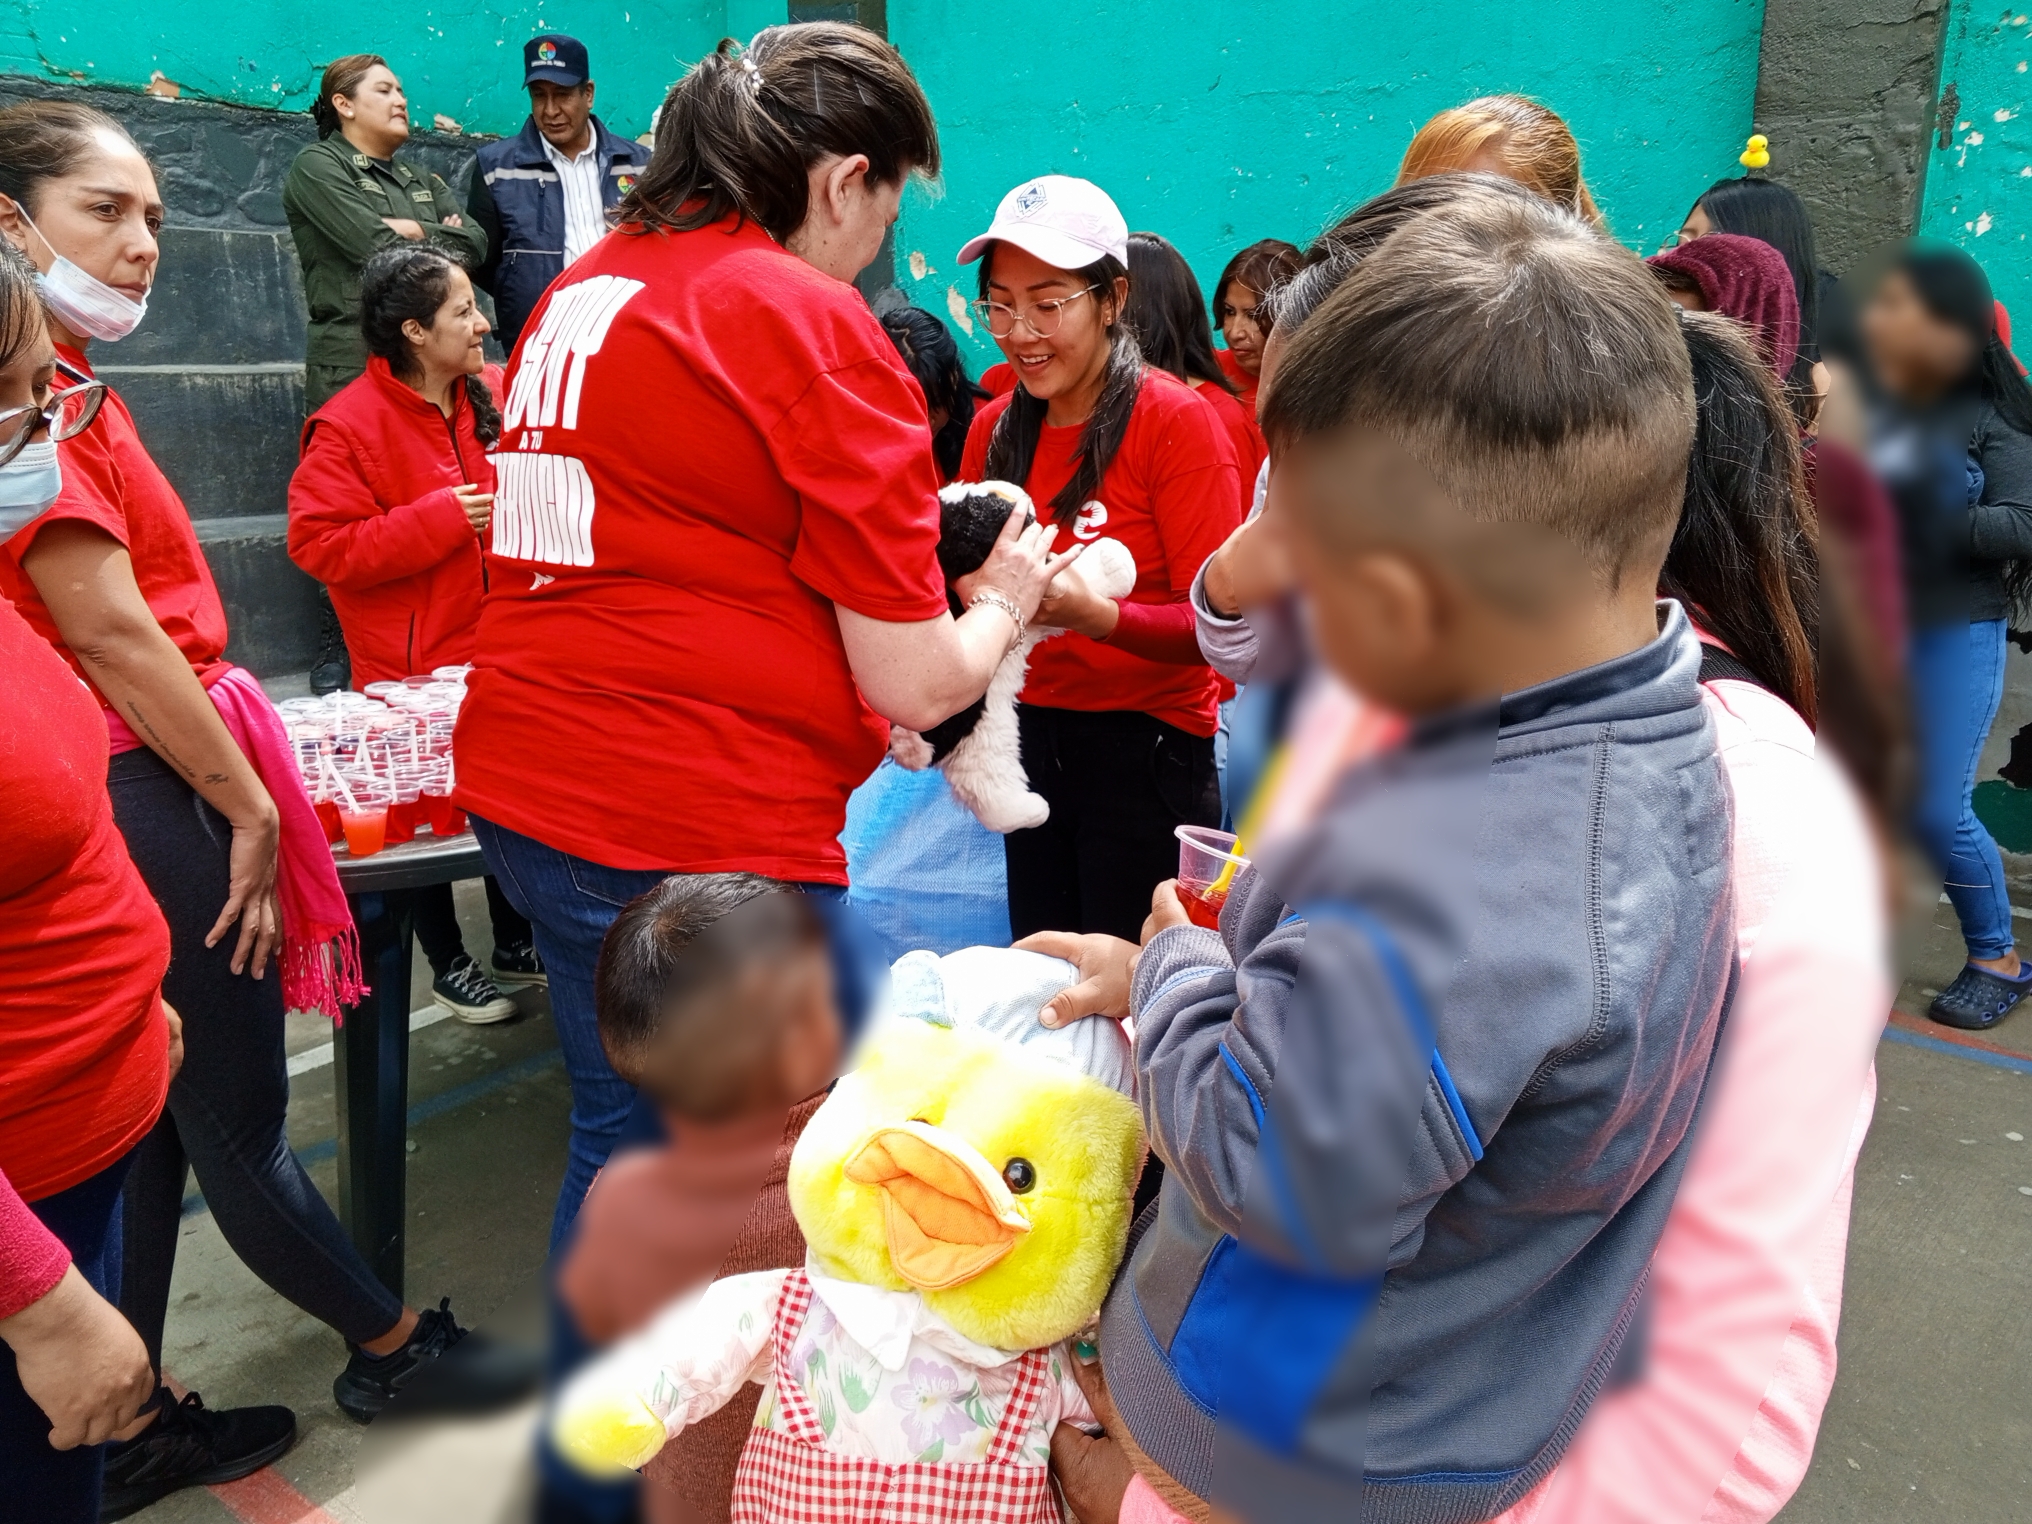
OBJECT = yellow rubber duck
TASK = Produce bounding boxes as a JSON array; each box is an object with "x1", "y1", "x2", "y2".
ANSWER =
[
  {"x1": 552, "y1": 946, "x2": 1145, "y2": 1505},
  {"x1": 1739, "y1": 133, "x2": 1771, "y2": 170}
]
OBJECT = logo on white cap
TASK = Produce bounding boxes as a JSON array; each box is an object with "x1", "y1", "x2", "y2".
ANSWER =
[{"x1": 1012, "y1": 182, "x2": 1048, "y2": 217}]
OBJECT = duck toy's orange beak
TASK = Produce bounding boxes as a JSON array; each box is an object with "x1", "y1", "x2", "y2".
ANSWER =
[{"x1": 843, "y1": 1120, "x2": 1032, "y2": 1291}]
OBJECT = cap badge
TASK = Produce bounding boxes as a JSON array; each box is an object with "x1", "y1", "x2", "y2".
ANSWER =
[
  {"x1": 537, "y1": 40, "x2": 558, "y2": 63},
  {"x1": 1012, "y1": 182, "x2": 1047, "y2": 217}
]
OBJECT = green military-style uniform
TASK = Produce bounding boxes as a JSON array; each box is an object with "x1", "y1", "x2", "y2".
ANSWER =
[{"x1": 282, "y1": 137, "x2": 488, "y2": 413}]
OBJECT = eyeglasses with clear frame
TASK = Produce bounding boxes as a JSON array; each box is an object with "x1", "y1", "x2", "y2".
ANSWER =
[
  {"x1": 969, "y1": 285, "x2": 1101, "y2": 341},
  {"x1": 0, "y1": 357, "x2": 105, "y2": 466}
]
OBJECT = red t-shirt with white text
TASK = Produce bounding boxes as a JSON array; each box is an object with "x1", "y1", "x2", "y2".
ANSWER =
[
  {"x1": 960, "y1": 369, "x2": 1241, "y2": 735},
  {"x1": 454, "y1": 216, "x2": 949, "y2": 880}
]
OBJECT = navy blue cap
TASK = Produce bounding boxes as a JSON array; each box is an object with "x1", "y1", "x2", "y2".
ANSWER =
[{"x1": 524, "y1": 34, "x2": 589, "y2": 88}]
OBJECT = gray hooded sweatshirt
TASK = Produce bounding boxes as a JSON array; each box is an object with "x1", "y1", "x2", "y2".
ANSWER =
[{"x1": 1099, "y1": 605, "x2": 1737, "y2": 1523}]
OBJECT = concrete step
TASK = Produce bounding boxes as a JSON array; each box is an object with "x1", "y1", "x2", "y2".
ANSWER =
[
  {"x1": 102, "y1": 361, "x2": 304, "y2": 523},
  {"x1": 192, "y1": 514, "x2": 321, "y2": 678}
]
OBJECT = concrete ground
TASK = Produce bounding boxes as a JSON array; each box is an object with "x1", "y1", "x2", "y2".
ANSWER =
[{"x1": 121, "y1": 837, "x2": 2032, "y2": 1520}]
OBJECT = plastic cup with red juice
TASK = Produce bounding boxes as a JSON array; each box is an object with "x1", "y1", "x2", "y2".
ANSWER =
[{"x1": 1174, "y1": 825, "x2": 1250, "y2": 930}]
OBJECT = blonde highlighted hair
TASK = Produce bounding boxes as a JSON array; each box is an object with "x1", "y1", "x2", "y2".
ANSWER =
[{"x1": 1397, "y1": 95, "x2": 1603, "y2": 229}]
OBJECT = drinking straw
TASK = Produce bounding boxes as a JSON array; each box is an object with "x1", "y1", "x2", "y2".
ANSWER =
[{"x1": 326, "y1": 758, "x2": 360, "y2": 813}]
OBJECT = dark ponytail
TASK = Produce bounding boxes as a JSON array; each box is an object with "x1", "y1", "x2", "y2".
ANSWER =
[
  {"x1": 312, "y1": 55, "x2": 389, "y2": 141},
  {"x1": 981, "y1": 252, "x2": 1143, "y2": 528},
  {"x1": 1663, "y1": 309, "x2": 1819, "y2": 723},
  {"x1": 616, "y1": 24, "x2": 938, "y2": 243},
  {"x1": 359, "y1": 245, "x2": 500, "y2": 445}
]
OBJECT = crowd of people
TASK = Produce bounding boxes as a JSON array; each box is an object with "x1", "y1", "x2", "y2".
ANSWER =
[{"x1": 0, "y1": 15, "x2": 2022, "y2": 1524}]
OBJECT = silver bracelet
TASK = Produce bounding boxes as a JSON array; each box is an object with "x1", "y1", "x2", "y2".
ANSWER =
[{"x1": 969, "y1": 588, "x2": 1026, "y2": 641}]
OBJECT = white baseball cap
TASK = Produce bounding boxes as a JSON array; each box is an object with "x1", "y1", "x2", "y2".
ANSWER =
[{"x1": 956, "y1": 175, "x2": 1129, "y2": 271}]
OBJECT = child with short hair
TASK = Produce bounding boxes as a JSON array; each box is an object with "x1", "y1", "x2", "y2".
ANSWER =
[
  {"x1": 1037, "y1": 185, "x2": 1740, "y2": 1522},
  {"x1": 555, "y1": 874, "x2": 842, "y2": 1524}
]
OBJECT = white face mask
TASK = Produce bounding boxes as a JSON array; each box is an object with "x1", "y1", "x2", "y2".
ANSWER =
[
  {"x1": 0, "y1": 438, "x2": 63, "y2": 540},
  {"x1": 17, "y1": 205, "x2": 148, "y2": 342}
]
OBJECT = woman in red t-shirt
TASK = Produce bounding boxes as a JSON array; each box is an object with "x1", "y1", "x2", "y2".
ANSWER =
[
  {"x1": 0, "y1": 241, "x2": 166, "y2": 1524},
  {"x1": 454, "y1": 26, "x2": 1067, "y2": 1241},
  {"x1": 1124, "y1": 230, "x2": 1265, "y2": 496},
  {"x1": 956, "y1": 177, "x2": 1244, "y2": 941},
  {"x1": 1210, "y1": 238, "x2": 1302, "y2": 416},
  {"x1": 288, "y1": 244, "x2": 539, "y2": 1023},
  {"x1": 0, "y1": 102, "x2": 473, "y2": 1502}
]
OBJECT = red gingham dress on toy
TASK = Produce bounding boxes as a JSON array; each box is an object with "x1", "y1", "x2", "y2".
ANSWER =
[{"x1": 729, "y1": 1269, "x2": 1062, "y2": 1523}]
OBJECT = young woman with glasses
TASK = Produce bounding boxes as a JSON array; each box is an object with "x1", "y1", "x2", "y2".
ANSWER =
[
  {"x1": 0, "y1": 101, "x2": 478, "y2": 1513},
  {"x1": 957, "y1": 176, "x2": 1244, "y2": 942}
]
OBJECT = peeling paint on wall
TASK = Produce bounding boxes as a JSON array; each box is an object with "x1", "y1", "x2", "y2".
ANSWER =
[{"x1": 1923, "y1": 4, "x2": 2032, "y2": 302}]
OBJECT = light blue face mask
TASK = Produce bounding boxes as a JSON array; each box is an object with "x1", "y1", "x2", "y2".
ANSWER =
[{"x1": 0, "y1": 438, "x2": 62, "y2": 540}]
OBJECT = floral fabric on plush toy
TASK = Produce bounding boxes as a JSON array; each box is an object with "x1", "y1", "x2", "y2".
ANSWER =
[{"x1": 552, "y1": 947, "x2": 1145, "y2": 1522}]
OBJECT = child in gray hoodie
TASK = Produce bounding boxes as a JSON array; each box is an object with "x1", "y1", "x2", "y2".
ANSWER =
[{"x1": 1028, "y1": 182, "x2": 1738, "y2": 1523}]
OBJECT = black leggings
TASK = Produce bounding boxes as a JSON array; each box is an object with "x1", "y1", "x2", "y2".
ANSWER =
[
  {"x1": 1005, "y1": 705, "x2": 1222, "y2": 943},
  {"x1": 109, "y1": 747, "x2": 404, "y2": 1370},
  {"x1": 408, "y1": 877, "x2": 530, "y2": 978}
]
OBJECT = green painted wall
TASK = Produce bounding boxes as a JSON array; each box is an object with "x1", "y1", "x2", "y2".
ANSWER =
[
  {"x1": 1920, "y1": 6, "x2": 2032, "y2": 313},
  {"x1": 0, "y1": 1, "x2": 729, "y2": 138},
  {"x1": 888, "y1": 0, "x2": 1770, "y2": 366}
]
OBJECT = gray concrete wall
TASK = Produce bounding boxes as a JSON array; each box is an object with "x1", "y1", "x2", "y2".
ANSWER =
[
  {"x1": 1752, "y1": 0, "x2": 1951, "y2": 269},
  {"x1": 0, "y1": 76, "x2": 489, "y2": 678}
]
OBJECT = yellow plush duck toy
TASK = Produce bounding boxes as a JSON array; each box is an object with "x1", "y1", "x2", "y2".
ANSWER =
[{"x1": 553, "y1": 946, "x2": 1145, "y2": 1522}]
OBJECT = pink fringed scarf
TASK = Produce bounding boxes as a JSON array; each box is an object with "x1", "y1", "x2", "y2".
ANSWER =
[{"x1": 106, "y1": 667, "x2": 365, "y2": 1020}]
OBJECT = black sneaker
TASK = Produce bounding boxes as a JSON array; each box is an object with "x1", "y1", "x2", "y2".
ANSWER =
[
  {"x1": 308, "y1": 588, "x2": 350, "y2": 697},
  {"x1": 333, "y1": 1298, "x2": 467, "y2": 1423},
  {"x1": 99, "y1": 1389, "x2": 296, "y2": 1521},
  {"x1": 432, "y1": 954, "x2": 517, "y2": 1024},
  {"x1": 1929, "y1": 962, "x2": 2032, "y2": 1030},
  {"x1": 490, "y1": 939, "x2": 548, "y2": 990}
]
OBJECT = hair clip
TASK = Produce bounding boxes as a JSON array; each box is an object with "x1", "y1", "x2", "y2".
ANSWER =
[{"x1": 1738, "y1": 133, "x2": 1770, "y2": 170}]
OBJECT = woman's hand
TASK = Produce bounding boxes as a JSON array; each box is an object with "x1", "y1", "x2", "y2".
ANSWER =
[
  {"x1": 1032, "y1": 553, "x2": 1121, "y2": 639},
  {"x1": 162, "y1": 999, "x2": 185, "y2": 1082},
  {"x1": 455, "y1": 485, "x2": 495, "y2": 534},
  {"x1": 209, "y1": 807, "x2": 282, "y2": 979},
  {"x1": 380, "y1": 217, "x2": 426, "y2": 241},
  {"x1": 0, "y1": 1266, "x2": 156, "y2": 1449},
  {"x1": 1015, "y1": 931, "x2": 1139, "y2": 1027},
  {"x1": 954, "y1": 506, "x2": 1083, "y2": 626}
]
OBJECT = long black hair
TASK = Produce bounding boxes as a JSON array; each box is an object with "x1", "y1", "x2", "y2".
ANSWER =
[
  {"x1": 1123, "y1": 231, "x2": 1235, "y2": 394},
  {"x1": 615, "y1": 25, "x2": 938, "y2": 243},
  {"x1": 1663, "y1": 309, "x2": 1819, "y2": 723},
  {"x1": 979, "y1": 248, "x2": 1143, "y2": 528},
  {"x1": 880, "y1": 305, "x2": 978, "y2": 481},
  {"x1": 1693, "y1": 176, "x2": 1823, "y2": 396},
  {"x1": 359, "y1": 245, "x2": 500, "y2": 445}
]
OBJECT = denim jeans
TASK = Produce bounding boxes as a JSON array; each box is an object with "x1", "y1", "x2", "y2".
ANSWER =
[
  {"x1": 472, "y1": 815, "x2": 850, "y2": 1247},
  {"x1": 1909, "y1": 618, "x2": 2015, "y2": 961},
  {"x1": 0, "y1": 1153, "x2": 131, "y2": 1524}
]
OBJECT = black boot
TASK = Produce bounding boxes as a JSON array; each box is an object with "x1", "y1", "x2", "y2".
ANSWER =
[{"x1": 309, "y1": 586, "x2": 350, "y2": 695}]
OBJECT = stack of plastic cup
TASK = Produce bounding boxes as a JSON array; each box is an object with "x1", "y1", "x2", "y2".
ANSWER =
[{"x1": 285, "y1": 669, "x2": 471, "y2": 857}]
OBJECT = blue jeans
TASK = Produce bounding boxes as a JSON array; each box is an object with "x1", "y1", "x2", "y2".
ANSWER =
[
  {"x1": 472, "y1": 815, "x2": 848, "y2": 1247},
  {"x1": 0, "y1": 1152, "x2": 131, "y2": 1524},
  {"x1": 1909, "y1": 619, "x2": 2015, "y2": 961}
]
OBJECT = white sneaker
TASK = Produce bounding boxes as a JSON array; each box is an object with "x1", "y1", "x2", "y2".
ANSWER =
[{"x1": 431, "y1": 956, "x2": 517, "y2": 1024}]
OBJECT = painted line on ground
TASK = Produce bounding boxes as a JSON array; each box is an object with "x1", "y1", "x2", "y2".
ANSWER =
[
  {"x1": 286, "y1": 1004, "x2": 452, "y2": 1078},
  {"x1": 207, "y1": 1466, "x2": 343, "y2": 1524},
  {"x1": 181, "y1": 1047, "x2": 563, "y2": 1220},
  {"x1": 1883, "y1": 1017, "x2": 2032, "y2": 1075}
]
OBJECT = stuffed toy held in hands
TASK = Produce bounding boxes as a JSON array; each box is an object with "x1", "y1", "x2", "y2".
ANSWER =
[
  {"x1": 890, "y1": 481, "x2": 1137, "y2": 833},
  {"x1": 552, "y1": 946, "x2": 1145, "y2": 1520}
]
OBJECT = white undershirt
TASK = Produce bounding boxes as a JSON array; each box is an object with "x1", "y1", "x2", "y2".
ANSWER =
[{"x1": 542, "y1": 130, "x2": 606, "y2": 265}]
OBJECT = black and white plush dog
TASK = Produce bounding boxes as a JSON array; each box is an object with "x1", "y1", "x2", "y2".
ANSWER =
[{"x1": 889, "y1": 481, "x2": 1136, "y2": 832}]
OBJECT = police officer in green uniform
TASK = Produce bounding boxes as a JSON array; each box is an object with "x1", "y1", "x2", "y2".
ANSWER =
[{"x1": 284, "y1": 54, "x2": 486, "y2": 414}]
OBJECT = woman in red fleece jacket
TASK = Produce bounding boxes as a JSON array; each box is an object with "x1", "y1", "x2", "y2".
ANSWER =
[
  {"x1": 288, "y1": 243, "x2": 538, "y2": 1021},
  {"x1": 957, "y1": 176, "x2": 1243, "y2": 941}
]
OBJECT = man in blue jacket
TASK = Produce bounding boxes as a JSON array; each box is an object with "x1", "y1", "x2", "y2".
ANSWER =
[{"x1": 468, "y1": 34, "x2": 648, "y2": 351}]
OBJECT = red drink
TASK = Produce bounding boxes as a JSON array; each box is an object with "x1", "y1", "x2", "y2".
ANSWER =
[
  {"x1": 313, "y1": 798, "x2": 343, "y2": 845},
  {"x1": 385, "y1": 796, "x2": 418, "y2": 844},
  {"x1": 423, "y1": 792, "x2": 468, "y2": 836},
  {"x1": 1181, "y1": 884, "x2": 1227, "y2": 930},
  {"x1": 339, "y1": 806, "x2": 388, "y2": 857}
]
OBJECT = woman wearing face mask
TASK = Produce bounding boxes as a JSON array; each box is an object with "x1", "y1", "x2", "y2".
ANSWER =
[
  {"x1": 453, "y1": 25, "x2": 1068, "y2": 1248},
  {"x1": 1863, "y1": 244, "x2": 2032, "y2": 1030},
  {"x1": 0, "y1": 102, "x2": 482, "y2": 1510},
  {"x1": 288, "y1": 244, "x2": 542, "y2": 1023},
  {"x1": 957, "y1": 175, "x2": 1244, "y2": 942},
  {"x1": 0, "y1": 238, "x2": 173, "y2": 1524}
]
